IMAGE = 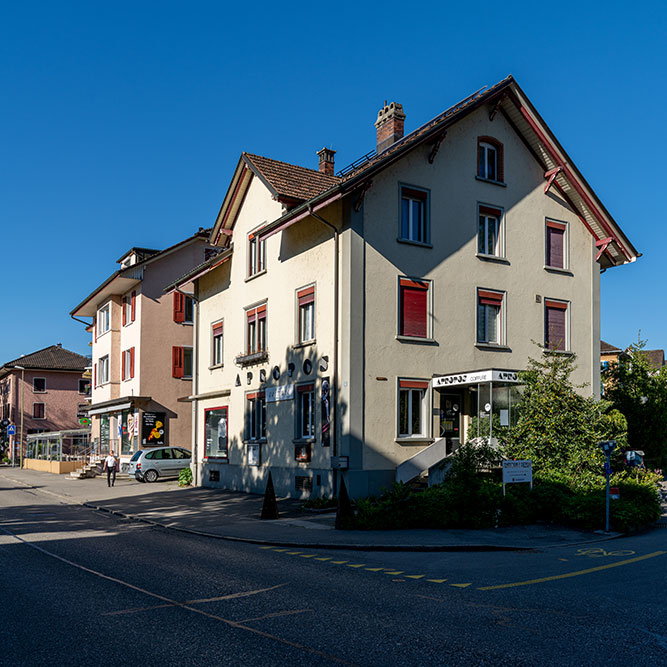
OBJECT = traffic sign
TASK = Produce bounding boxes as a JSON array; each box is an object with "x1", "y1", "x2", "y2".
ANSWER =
[{"x1": 7, "y1": 425, "x2": 16, "y2": 435}]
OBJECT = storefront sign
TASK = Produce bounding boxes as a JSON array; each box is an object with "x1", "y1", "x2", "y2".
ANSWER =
[
  {"x1": 265, "y1": 384, "x2": 294, "y2": 403},
  {"x1": 433, "y1": 369, "x2": 520, "y2": 388},
  {"x1": 142, "y1": 411, "x2": 166, "y2": 446}
]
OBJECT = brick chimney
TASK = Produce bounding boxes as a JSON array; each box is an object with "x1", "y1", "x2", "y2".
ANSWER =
[
  {"x1": 317, "y1": 147, "x2": 336, "y2": 176},
  {"x1": 375, "y1": 101, "x2": 405, "y2": 154}
]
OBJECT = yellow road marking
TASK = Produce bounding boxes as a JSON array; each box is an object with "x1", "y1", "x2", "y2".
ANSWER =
[
  {"x1": 347, "y1": 564, "x2": 366, "y2": 568},
  {"x1": 450, "y1": 583, "x2": 471, "y2": 588},
  {"x1": 404, "y1": 575, "x2": 425, "y2": 579},
  {"x1": 259, "y1": 546, "x2": 274, "y2": 550},
  {"x1": 384, "y1": 571, "x2": 404, "y2": 575},
  {"x1": 273, "y1": 548, "x2": 289, "y2": 552},
  {"x1": 331, "y1": 560, "x2": 348, "y2": 564},
  {"x1": 299, "y1": 554, "x2": 316, "y2": 558},
  {"x1": 365, "y1": 568, "x2": 384, "y2": 572},
  {"x1": 478, "y1": 551, "x2": 667, "y2": 591},
  {"x1": 285, "y1": 551, "x2": 302, "y2": 555},
  {"x1": 314, "y1": 557, "x2": 332, "y2": 561},
  {"x1": 427, "y1": 579, "x2": 448, "y2": 583}
]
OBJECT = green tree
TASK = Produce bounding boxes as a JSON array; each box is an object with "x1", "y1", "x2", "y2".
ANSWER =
[
  {"x1": 500, "y1": 349, "x2": 626, "y2": 481},
  {"x1": 603, "y1": 338, "x2": 667, "y2": 469}
]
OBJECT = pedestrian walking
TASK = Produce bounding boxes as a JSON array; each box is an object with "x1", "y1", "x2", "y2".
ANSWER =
[{"x1": 103, "y1": 451, "x2": 118, "y2": 487}]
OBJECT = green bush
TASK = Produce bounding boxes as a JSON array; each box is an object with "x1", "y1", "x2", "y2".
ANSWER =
[{"x1": 178, "y1": 467, "x2": 193, "y2": 487}]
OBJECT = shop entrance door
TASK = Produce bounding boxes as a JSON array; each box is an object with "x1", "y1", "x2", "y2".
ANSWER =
[{"x1": 439, "y1": 393, "x2": 461, "y2": 455}]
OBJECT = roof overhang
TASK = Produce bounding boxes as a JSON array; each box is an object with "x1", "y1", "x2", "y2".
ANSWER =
[
  {"x1": 71, "y1": 267, "x2": 143, "y2": 318},
  {"x1": 164, "y1": 245, "x2": 234, "y2": 292},
  {"x1": 210, "y1": 157, "x2": 256, "y2": 246},
  {"x1": 86, "y1": 395, "x2": 151, "y2": 416}
]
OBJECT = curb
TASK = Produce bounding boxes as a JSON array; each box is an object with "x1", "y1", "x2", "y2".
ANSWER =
[{"x1": 0, "y1": 471, "x2": 633, "y2": 553}]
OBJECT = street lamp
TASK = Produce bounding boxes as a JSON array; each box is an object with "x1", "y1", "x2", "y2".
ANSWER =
[{"x1": 14, "y1": 365, "x2": 25, "y2": 469}]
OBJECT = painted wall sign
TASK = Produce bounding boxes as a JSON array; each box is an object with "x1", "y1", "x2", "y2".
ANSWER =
[
  {"x1": 321, "y1": 377, "x2": 331, "y2": 447},
  {"x1": 433, "y1": 369, "x2": 520, "y2": 388},
  {"x1": 265, "y1": 384, "x2": 295, "y2": 403}
]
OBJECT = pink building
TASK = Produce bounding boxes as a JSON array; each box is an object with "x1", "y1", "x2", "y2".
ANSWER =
[
  {"x1": 0, "y1": 344, "x2": 91, "y2": 461},
  {"x1": 70, "y1": 228, "x2": 214, "y2": 465}
]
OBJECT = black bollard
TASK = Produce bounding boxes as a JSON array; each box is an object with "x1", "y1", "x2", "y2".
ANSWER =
[
  {"x1": 335, "y1": 477, "x2": 354, "y2": 530},
  {"x1": 261, "y1": 471, "x2": 279, "y2": 520}
]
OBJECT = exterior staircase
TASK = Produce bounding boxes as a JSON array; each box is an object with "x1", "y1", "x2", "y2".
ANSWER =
[
  {"x1": 67, "y1": 457, "x2": 104, "y2": 480},
  {"x1": 395, "y1": 438, "x2": 454, "y2": 486}
]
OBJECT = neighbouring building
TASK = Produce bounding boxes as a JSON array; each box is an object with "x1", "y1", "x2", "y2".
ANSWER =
[
  {"x1": 70, "y1": 229, "x2": 215, "y2": 465},
  {"x1": 0, "y1": 345, "x2": 91, "y2": 461},
  {"x1": 170, "y1": 76, "x2": 638, "y2": 499}
]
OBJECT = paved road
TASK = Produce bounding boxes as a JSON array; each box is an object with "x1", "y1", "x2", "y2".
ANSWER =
[{"x1": 0, "y1": 477, "x2": 665, "y2": 666}]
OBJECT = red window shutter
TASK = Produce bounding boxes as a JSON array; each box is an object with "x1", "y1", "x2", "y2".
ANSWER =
[
  {"x1": 477, "y1": 141, "x2": 484, "y2": 177},
  {"x1": 256, "y1": 304, "x2": 267, "y2": 319},
  {"x1": 247, "y1": 308, "x2": 256, "y2": 324},
  {"x1": 122, "y1": 298, "x2": 127, "y2": 326},
  {"x1": 297, "y1": 383, "x2": 315, "y2": 393},
  {"x1": 479, "y1": 205, "x2": 502, "y2": 218},
  {"x1": 399, "y1": 380, "x2": 429, "y2": 389},
  {"x1": 172, "y1": 346, "x2": 184, "y2": 378},
  {"x1": 478, "y1": 290, "x2": 503, "y2": 306},
  {"x1": 212, "y1": 322, "x2": 223, "y2": 336},
  {"x1": 122, "y1": 351, "x2": 126, "y2": 380},
  {"x1": 297, "y1": 286, "x2": 315, "y2": 306},
  {"x1": 94, "y1": 319, "x2": 97, "y2": 342},
  {"x1": 546, "y1": 226, "x2": 565, "y2": 268},
  {"x1": 173, "y1": 292, "x2": 185, "y2": 323},
  {"x1": 131, "y1": 291, "x2": 136, "y2": 322},
  {"x1": 130, "y1": 347, "x2": 135, "y2": 379},
  {"x1": 545, "y1": 305, "x2": 567, "y2": 351},
  {"x1": 94, "y1": 364, "x2": 97, "y2": 387},
  {"x1": 400, "y1": 282, "x2": 428, "y2": 338}
]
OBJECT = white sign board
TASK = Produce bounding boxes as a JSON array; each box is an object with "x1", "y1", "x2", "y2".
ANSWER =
[
  {"x1": 502, "y1": 460, "x2": 532, "y2": 485},
  {"x1": 265, "y1": 384, "x2": 295, "y2": 403},
  {"x1": 432, "y1": 369, "x2": 519, "y2": 388}
]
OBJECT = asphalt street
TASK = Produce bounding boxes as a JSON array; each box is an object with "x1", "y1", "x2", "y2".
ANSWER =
[{"x1": 0, "y1": 477, "x2": 665, "y2": 666}]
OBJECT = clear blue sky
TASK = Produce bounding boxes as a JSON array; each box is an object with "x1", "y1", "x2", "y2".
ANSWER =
[{"x1": 1, "y1": 1, "x2": 665, "y2": 362}]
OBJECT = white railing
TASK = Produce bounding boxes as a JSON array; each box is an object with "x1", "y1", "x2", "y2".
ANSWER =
[{"x1": 395, "y1": 437, "x2": 448, "y2": 485}]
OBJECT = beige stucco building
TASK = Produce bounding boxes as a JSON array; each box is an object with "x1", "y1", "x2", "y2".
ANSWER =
[
  {"x1": 71, "y1": 230, "x2": 214, "y2": 466},
  {"x1": 173, "y1": 76, "x2": 638, "y2": 499}
]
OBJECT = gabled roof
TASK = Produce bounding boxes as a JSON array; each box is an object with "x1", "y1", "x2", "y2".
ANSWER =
[
  {"x1": 640, "y1": 349, "x2": 665, "y2": 369},
  {"x1": 258, "y1": 76, "x2": 638, "y2": 269},
  {"x1": 245, "y1": 153, "x2": 340, "y2": 202},
  {"x1": 1, "y1": 345, "x2": 90, "y2": 373},
  {"x1": 71, "y1": 228, "x2": 211, "y2": 318},
  {"x1": 601, "y1": 340, "x2": 622, "y2": 354},
  {"x1": 210, "y1": 153, "x2": 341, "y2": 245}
]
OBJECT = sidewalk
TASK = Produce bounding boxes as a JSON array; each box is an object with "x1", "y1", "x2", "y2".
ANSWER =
[{"x1": 0, "y1": 467, "x2": 623, "y2": 552}]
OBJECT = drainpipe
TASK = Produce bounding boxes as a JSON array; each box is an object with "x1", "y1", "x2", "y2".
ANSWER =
[
  {"x1": 191, "y1": 285, "x2": 200, "y2": 486},
  {"x1": 308, "y1": 207, "x2": 340, "y2": 493}
]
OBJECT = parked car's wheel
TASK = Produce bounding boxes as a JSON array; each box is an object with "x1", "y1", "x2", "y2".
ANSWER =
[
  {"x1": 135, "y1": 473, "x2": 145, "y2": 482},
  {"x1": 143, "y1": 469, "x2": 158, "y2": 483}
]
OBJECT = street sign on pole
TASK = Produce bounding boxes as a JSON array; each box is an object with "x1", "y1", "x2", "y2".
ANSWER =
[
  {"x1": 598, "y1": 440, "x2": 617, "y2": 532},
  {"x1": 7, "y1": 425, "x2": 16, "y2": 435}
]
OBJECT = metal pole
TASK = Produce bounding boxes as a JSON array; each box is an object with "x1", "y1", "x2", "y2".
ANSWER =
[
  {"x1": 605, "y1": 453, "x2": 611, "y2": 532},
  {"x1": 489, "y1": 381, "x2": 493, "y2": 444}
]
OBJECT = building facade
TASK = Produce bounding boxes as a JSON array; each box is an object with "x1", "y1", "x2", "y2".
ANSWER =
[
  {"x1": 0, "y1": 345, "x2": 90, "y2": 461},
  {"x1": 173, "y1": 76, "x2": 638, "y2": 499},
  {"x1": 71, "y1": 230, "x2": 214, "y2": 464}
]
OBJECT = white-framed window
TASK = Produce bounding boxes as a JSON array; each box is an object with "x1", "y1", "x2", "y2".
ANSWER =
[
  {"x1": 477, "y1": 289, "x2": 505, "y2": 345},
  {"x1": 246, "y1": 392, "x2": 266, "y2": 442},
  {"x1": 544, "y1": 299, "x2": 570, "y2": 351},
  {"x1": 296, "y1": 285, "x2": 315, "y2": 344},
  {"x1": 399, "y1": 185, "x2": 429, "y2": 244},
  {"x1": 398, "y1": 379, "x2": 429, "y2": 438},
  {"x1": 211, "y1": 320, "x2": 224, "y2": 366},
  {"x1": 97, "y1": 302, "x2": 111, "y2": 335},
  {"x1": 296, "y1": 384, "x2": 315, "y2": 440},
  {"x1": 477, "y1": 204, "x2": 504, "y2": 257},
  {"x1": 545, "y1": 219, "x2": 569, "y2": 270},
  {"x1": 33, "y1": 378, "x2": 46, "y2": 393},
  {"x1": 98, "y1": 355, "x2": 110, "y2": 385},
  {"x1": 246, "y1": 304, "x2": 267, "y2": 354},
  {"x1": 248, "y1": 231, "x2": 266, "y2": 277},
  {"x1": 477, "y1": 137, "x2": 504, "y2": 182},
  {"x1": 122, "y1": 348, "x2": 135, "y2": 381}
]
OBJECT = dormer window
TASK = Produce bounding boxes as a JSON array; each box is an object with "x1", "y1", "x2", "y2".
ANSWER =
[{"x1": 477, "y1": 137, "x2": 504, "y2": 183}]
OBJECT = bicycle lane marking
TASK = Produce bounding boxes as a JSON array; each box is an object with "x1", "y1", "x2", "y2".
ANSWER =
[{"x1": 477, "y1": 551, "x2": 666, "y2": 590}]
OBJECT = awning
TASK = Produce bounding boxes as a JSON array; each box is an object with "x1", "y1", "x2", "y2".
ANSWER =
[{"x1": 432, "y1": 369, "x2": 520, "y2": 389}]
